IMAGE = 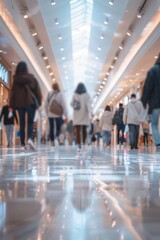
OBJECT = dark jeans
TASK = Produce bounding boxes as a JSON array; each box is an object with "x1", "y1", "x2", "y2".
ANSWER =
[
  {"x1": 117, "y1": 124, "x2": 125, "y2": 144},
  {"x1": 18, "y1": 105, "x2": 36, "y2": 146},
  {"x1": 128, "y1": 124, "x2": 140, "y2": 148},
  {"x1": 48, "y1": 117, "x2": 63, "y2": 142}
]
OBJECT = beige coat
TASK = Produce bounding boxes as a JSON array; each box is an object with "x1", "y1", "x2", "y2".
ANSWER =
[{"x1": 71, "y1": 93, "x2": 92, "y2": 126}]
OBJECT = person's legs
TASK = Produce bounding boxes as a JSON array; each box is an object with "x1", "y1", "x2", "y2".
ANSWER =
[
  {"x1": 75, "y1": 125, "x2": 81, "y2": 147},
  {"x1": 106, "y1": 131, "x2": 111, "y2": 145},
  {"x1": 82, "y1": 125, "x2": 87, "y2": 144},
  {"x1": 150, "y1": 108, "x2": 160, "y2": 145},
  {"x1": 55, "y1": 117, "x2": 63, "y2": 138},
  {"x1": 18, "y1": 107, "x2": 26, "y2": 146},
  {"x1": 48, "y1": 118, "x2": 54, "y2": 142},
  {"x1": 134, "y1": 125, "x2": 140, "y2": 148},
  {"x1": 8, "y1": 125, "x2": 14, "y2": 146},
  {"x1": 5, "y1": 125, "x2": 10, "y2": 146},
  {"x1": 27, "y1": 105, "x2": 36, "y2": 140},
  {"x1": 128, "y1": 124, "x2": 135, "y2": 148}
]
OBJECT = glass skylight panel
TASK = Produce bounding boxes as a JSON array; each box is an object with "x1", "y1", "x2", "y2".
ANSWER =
[{"x1": 70, "y1": 0, "x2": 93, "y2": 86}]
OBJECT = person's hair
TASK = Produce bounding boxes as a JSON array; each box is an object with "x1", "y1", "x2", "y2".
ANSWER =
[
  {"x1": 15, "y1": 61, "x2": 28, "y2": 75},
  {"x1": 52, "y1": 82, "x2": 60, "y2": 92},
  {"x1": 155, "y1": 53, "x2": 160, "y2": 64},
  {"x1": 131, "y1": 93, "x2": 136, "y2": 98},
  {"x1": 105, "y1": 105, "x2": 111, "y2": 111},
  {"x1": 75, "y1": 82, "x2": 87, "y2": 94},
  {"x1": 119, "y1": 103, "x2": 123, "y2": 108}
]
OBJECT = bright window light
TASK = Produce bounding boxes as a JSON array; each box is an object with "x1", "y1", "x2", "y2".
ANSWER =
[{"x1": 70, "y1": 0, "x2": 93, "y2": 86}]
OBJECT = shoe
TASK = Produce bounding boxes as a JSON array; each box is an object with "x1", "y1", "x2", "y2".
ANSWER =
[
  {"x1": 28, "y1": 139, "x2": 36, "y2": 150},
  {"x1": 20, "y1": 145, "x2": 26, "y2": 151},
  {"x1": 135, "y1": 146, "x2": 139, "y2": 149}
]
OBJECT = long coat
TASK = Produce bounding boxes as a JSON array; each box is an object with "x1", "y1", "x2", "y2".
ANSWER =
[
  {"x1": 141, "y1": 61, "x2": 160, "y2": 114},
  {"x1": 71, "y1": 92, "x2": 92, "y2": 126},
  {"x1": 9, "y1": 73, "x2": 42, "y2": 109}
]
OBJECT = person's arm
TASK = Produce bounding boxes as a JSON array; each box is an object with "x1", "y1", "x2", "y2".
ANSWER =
[
  {"x1": 141, "y1": 70, "x2": 154, "y2": 108},
  {"x1": 123, "y1": 106, "x2": 127, "y2": 125},
  {"x1": 13, "y1": 110, "x2": 18, "y2": 124},
  {"x1": 0, "y1": 107, "x2": 4, "y2": 122}
]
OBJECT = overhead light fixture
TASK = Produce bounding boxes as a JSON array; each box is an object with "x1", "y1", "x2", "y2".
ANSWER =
[
  {"x1": 55, "y1": 18, "x2": 59, "y2": 25},
  {"x1": 21, "y1": 8, "x2": 28, "y2": 19},
  {"x1": 137, "y1": 12, "x2": 142, "y2": 18},
  {"x1": 51, "y1": 0, "x2": 56, "y2": 5},
  {"x1": 46, "y1": 65, "x2": 50, "y2": 69},
  {"x1": 119, "y1": 45, "x2": 123, "y2": 50},
  {"x1": 109, "y1": 0, "x2": 114, "y2": 6},
  {"x1": 114, "y1": 56, "x2": 118, "y2": 60},
  {"x1": 104, "y1": 17, "x2": 109, "y2": 25},
  {"x1": 98, "y1": 47, "x2": 101, "y2": 51},
  {"x1": 137, "y1": 0, "x2": 147, "y2": 19},
  {"x1": 43, "y1": 56, "x2": 48, "y2": 60},
  {"x1": 58, "y1": 34, "x2": 62, "y2": 40},
  {"x1": 126, "y1": 30, "x2": 132, "y2": 36},
  {"x1": 100, "y1": 34, "x2": 104, "y2": 40}
]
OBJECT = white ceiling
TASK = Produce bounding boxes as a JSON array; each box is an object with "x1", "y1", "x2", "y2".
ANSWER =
[{"x1": 0, "y1": 0, "x2": 160, "y2": 116}]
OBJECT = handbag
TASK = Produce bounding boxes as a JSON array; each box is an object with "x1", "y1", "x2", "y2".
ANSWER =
[
  {"x1": 48, "y1": 92, "x2": 63, "y2": 115},
  {"x1": 73, "y1": 95, "x2": 81, "y2": 110}
]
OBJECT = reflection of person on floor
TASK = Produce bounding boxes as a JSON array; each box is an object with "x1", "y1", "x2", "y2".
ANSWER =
[
  {"x1": 0, "y1": 99, "x2": 18, "y2": 147},
  {"x1": 93, "y1": 119, "x2": 101, "y2": 145},
  {"x1": 66, "y1": 120, "x2": 74, "y2": 145}
]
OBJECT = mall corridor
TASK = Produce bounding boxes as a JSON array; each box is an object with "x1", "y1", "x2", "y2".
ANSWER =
[{"x1": 0, "y1": 144, "x2": 160, "y2": 240}]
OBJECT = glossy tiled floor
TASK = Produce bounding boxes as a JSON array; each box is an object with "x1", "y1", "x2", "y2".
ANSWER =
[{"x1": 0, "y1": 144, "x2": 160, "y2": 240}]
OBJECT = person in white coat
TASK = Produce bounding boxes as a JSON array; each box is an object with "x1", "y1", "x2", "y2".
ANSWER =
[
  {"x1": 71, "y1": 82, "x2": 92, "y2": 150},
  {"x1": 99, "y1": 105, "x2": 113, "y2": 147},
  {"x1": 123, "y1": 93, "x2": 147, "y2": 149},
  {"x1": 45, "y1": 83, "x2": 68, "y2": 146}
]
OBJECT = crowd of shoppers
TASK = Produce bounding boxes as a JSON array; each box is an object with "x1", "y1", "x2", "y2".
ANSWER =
[{"x1": 0, "y1": 54, "x2": 160, "y2": 151}]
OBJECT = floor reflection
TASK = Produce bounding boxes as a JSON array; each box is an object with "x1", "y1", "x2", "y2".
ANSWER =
[{"x1": 0, "y1": 145, "x2": 160, "y2": 239}]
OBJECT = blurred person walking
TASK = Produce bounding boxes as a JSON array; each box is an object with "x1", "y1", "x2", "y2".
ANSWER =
[
  {"x1": 93, "y1": 119, "x2": 101, "y2": 146},
  {"x1": 123, "y1": 93, "x2": 147, "y2": 150},
  {"x1": 0, "y1": 99, "x2": 18, "y2": 147},
  {"x1": 71, "y1": 82, "x2": 92, "y2": 151},
  {"x1": 99, "y1": 105, "x2": 113, "y2": 148},
  {"x1": 9, "y1": 61, "x2": 42, "y2": 150},
  {"x1": 45, "y1": 83, "x2": 68, "y2": 146},
  {"x1": 112, "y1": 103, "x2": 125, "y2": 148},
  {"x1": 141, "y1": 53, "x2": 160, "y2": 150}
]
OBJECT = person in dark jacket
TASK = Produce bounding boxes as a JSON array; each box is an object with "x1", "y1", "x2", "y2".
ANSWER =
[
  {"x1": 141, "y1": 53, "x2": 160, "y2": 149},
  {"x1": 0, "y1": 99, "x2": 18, "y2": 147},
  {"x1": 112, "y1": 103, "x2": 125, "y2": 147},
  {"x1": 9, "y1": 61, "x2": 42, "y2": 150}
]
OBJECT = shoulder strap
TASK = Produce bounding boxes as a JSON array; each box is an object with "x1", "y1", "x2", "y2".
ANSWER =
[{"x1": 48, "y1": 92, "x2": 56, "y2": 103}]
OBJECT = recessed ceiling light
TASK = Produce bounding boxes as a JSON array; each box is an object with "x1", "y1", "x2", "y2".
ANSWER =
[
  {"x1": 104, "y1": 17, "x2": 109, "y2": 25},
  {"x1": 60, "y1": 47, "x2": 64, "y2": 51},
  {"x1": 100, "y1": 34, "x2": 104, "y2": 40},
  {"x1": 126, "y1": 30, "x2": 132, "y2": 36},
  {"x1": 109, "y1": 0, "x2": 114, "y2": 6},
  {"x1": 55, "y1": 18, "x2": 59, "y2": 25},
  {"x1": 119, "y1": 45, "x2": 123, "y2": 50},
  {"x1": 51, "y1": 0, "x2": 56, "y2": 5},
  {"x1": 58, "y1": 34, "x2": 62, "y2": 40},
  {"x1": 44, "y1": 56, "x2": 48, "y2": 60},
  {"x1": 98, "y1": 47, "x2": 101, "y2": 51}
]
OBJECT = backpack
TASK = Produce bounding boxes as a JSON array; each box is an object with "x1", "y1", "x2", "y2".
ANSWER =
[
  {"x1": 48, "y1": 92, "x2": 63, "y2": 115},
  {"x1": 112, "y1": 108, "x2": 123, "y2": 125}
]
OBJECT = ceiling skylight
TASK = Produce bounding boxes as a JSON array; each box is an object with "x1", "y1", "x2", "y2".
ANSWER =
[{"x1": 70, "y1": 0, "x2": 93, "y2": 87}]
